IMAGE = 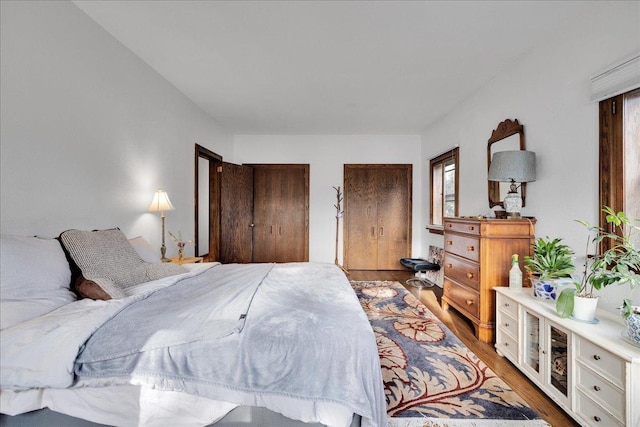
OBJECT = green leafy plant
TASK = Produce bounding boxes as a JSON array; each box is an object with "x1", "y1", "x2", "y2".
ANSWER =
[
  {"x1": 622, "y1": 299, "x2": 640, "y2": 319},
  {"x1": 556, "y1": 206, "x2": 640, "y2": 319},
  {"x1": 524, "y1": 237, "x2": 575, "y2": 280},
  {"x1": 555, "y1": 288, "x2": 575, "y2": 318}
]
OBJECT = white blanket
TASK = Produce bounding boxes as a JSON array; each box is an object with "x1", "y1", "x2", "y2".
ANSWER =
[{"x1": 0, "y1": 262, "x2": 386, "y2": 427}]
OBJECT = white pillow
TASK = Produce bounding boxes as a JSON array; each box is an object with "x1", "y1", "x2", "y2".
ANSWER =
[
  {"x1": 129, "y1": 236, "x2": 161, "y2": 263},
  {"x1": 0, "y1": 235, "x2": 75, "y2": 329}
]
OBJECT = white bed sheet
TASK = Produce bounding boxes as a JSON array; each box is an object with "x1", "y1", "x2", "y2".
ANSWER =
[{"x1": 1, "y1": 387, "x2": 355, "y2": 427}]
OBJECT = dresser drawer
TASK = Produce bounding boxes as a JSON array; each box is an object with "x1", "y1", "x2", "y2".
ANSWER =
[
  {"x1": 445, "y1": 220, "x2": 481, "y2": 235},
  {"x1": 497, "y1": 294, "x2": 519, "y2": 318},
  {"x1": 576, "y1": 337, "x2": 625, "y2": 388},
  {"x1": 444, "y1": 253, "x2": 480, "y2": 290},
  {"x1": 497, "y1": 310, "x2": 518, "y2": 338},
  {"x1": 576, "y1": 362, "x2": 625, "y2": 420},
  {"x1": 576, "y1": 389, "x2": 624, "y2": 427},
  {"x1": 444, "y1": 233, "x2": 480, "y2": 262},
  {"x1": 496, "y1": 329, "x2": 518, "y2": 362},
  {"x1": 444, "y1": 279, "x2": 479, "y2": 319}
]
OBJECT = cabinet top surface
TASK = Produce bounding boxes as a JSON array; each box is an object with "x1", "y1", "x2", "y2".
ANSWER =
[
  {"x1": 445, "y1": 216, "x2": 537, "y2": 224},
  {"x1": 495, "y1": 287, "x2": 640, "y2": 362}
]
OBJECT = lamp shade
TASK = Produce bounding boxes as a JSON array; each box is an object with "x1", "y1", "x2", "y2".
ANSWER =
[
  {"x1": 488, "y1": 150, "x2": 536, "y2": 183},
  {"x1": 148, "y1": 189, "x2": 174, "y2": 212}
]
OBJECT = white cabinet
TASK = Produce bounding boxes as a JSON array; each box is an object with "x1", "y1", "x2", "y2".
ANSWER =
[{"x1": 494, "y1": 287, "x2": 640, "y2": 427}]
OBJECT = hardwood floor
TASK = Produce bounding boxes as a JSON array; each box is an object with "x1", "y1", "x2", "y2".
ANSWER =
[{"x1": 348, "y1": 270, "x2": 579, "y2": 427}]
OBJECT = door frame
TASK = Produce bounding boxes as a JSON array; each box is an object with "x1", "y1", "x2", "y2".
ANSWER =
[{"x1": 194, "y1": 144, "x2": 222, "y2": 260}]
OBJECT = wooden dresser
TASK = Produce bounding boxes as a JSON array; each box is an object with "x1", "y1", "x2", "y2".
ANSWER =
[{"x1": 441, "y1": 217, "x2": 536, "y2": 343}]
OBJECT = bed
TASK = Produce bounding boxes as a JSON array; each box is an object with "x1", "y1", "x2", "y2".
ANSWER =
[{"x1": 0, "y1": 230, "x2": 387, "y2": 427}]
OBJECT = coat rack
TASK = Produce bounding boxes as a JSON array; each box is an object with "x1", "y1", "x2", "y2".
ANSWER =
[{"x1": 333, "y1": 186, "x2": 349, "y2": 275}]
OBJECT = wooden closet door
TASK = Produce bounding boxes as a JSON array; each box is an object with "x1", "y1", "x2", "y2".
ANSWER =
[
  {"x1": 219, "y1": 162, "x2": 254, "y2": 263},
  {"x1": 252, "y1": 166, "x2": 279, "y2": 263},
  {"x1": 277, "y1": 166, "x2": 309, "y2": 262},
  {"x1": 344, "y1": 167, "x2": 378, "y2": 269},
  {"x1": 344, "y1": 164, "x2": 411, "y2": 270},
  {"x1": 376, "y1": 166, "x2": 411, "y2": 269},
  {"x1": 252, "y1": 164, "x2": 309, "y2": 263}
]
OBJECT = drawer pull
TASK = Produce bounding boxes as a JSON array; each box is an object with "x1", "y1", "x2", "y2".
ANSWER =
[
  {"x1": 593, "y1": 355, "x2": 601, "y2": 361},
  {"x1": 447, "y1": 240, "x2": 453, "y2": 245},
  {"x1": 593, "y1": 385, "x2": 601, "y2": 391},
  {"x1": 593, "y1": 416, "x2": 601, "y2": 422},
  {"x1": 447, "y1": 263, "x2": 453, "y2": 268},
  {"x1": 466, "y1": 272, "x2": 474, "y2": 279},
  {"x1": 467, "y1": 246, "x2": 475, "y2": 252},
  {"x1": 466, "y1": 300, "x2": 474, "y2": 306},
  {"x1": 468, "y1": 226, "x2": 475, "y2": 231},
  {"x1": 504, "y1": 303, "x2": 510, "y2": 307},
  {"x1": 504, "y1": 323, "x2": 510, "y2": 327},
  {"x1": 504, "y1": 342, "x2": 509, "y2": 347}
]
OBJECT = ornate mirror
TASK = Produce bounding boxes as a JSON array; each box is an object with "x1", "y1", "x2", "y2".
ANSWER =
[{"x1": 487, "y1": 119, "x2": 526, "y2": 208}]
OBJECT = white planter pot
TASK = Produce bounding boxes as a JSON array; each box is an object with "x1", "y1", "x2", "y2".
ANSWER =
[{"x1": 573, "y1": 295, "x2": 598, "y2": 321}]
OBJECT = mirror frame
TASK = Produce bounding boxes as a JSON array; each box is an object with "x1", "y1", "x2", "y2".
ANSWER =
[{"x1": 487, "y1": 119, "x2": 527, "y2": 208}]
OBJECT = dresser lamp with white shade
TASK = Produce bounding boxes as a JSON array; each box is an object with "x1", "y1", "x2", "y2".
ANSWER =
[
  {"x1": 488, "y1": 150, "x2": 536, "y2": 218},
  {"x1": 148, "y1": 189, "x2": 174, "y2": 262}
]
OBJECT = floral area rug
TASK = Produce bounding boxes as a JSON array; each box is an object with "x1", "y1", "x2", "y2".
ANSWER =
[{"x1": 351, "y1": 281, "x2": 550, "y2": 427}]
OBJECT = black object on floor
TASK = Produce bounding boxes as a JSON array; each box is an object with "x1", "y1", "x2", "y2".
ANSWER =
[{"x1": 400, "y1": 258, "x2": 440, "y2": 288}]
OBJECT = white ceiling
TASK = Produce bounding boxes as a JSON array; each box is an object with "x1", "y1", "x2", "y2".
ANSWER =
[{"x1": 72, "y1": 0, "x2": 586, "y2": 134}]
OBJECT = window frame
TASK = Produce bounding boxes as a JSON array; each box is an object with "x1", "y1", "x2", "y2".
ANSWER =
[
  {"x1": 599, "y1": 88, "x2": 639, "y2": 252},
  {"x1": 428, "y1": 147, "x2": 459, "y2": 234}
]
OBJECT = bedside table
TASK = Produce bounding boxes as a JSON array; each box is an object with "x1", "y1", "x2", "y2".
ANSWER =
[{"x1": 168, "y1": 256, "x2": 203, "y2": 265}]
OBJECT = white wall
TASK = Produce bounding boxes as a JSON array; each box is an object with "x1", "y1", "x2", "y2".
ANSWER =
[
  {"x1": 233, "y1": 135, "x2": 422, "y2": 264},
  {"x1": 420, "y1": 1, "x2": 640, "y2": 314},
  {"x1": 0, "y1": 0, "x2": 233, "y2": 258}
]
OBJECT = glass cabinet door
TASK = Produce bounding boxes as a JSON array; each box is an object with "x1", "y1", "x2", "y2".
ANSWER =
[
  {"x1": 523, "y1": 310, "x2": 541, "y2": 378},
  {"x1": 546, "y1": 322, "x2": 570, "y2": 402}
]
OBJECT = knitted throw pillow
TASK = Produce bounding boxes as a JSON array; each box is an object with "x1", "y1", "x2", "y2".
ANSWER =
[{"x1": 59, "y1": 228, "x2": 185, "y2": 299}]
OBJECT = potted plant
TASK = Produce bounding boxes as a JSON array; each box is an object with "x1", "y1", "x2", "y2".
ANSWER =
[
  {"x1": 556, "y1": 207, "x2": 640, "y2": 325},
  {"x1": 524, "y1": 237, "x2": 575, "y2": 300}
]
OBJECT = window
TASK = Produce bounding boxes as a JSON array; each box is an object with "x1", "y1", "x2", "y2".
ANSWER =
[
  {"x1": 428, "y1": 147, "x2": 459, "y2": 233},
  {"x1": 599, "y1": 88, "x2": 640, "y2": 249}
]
